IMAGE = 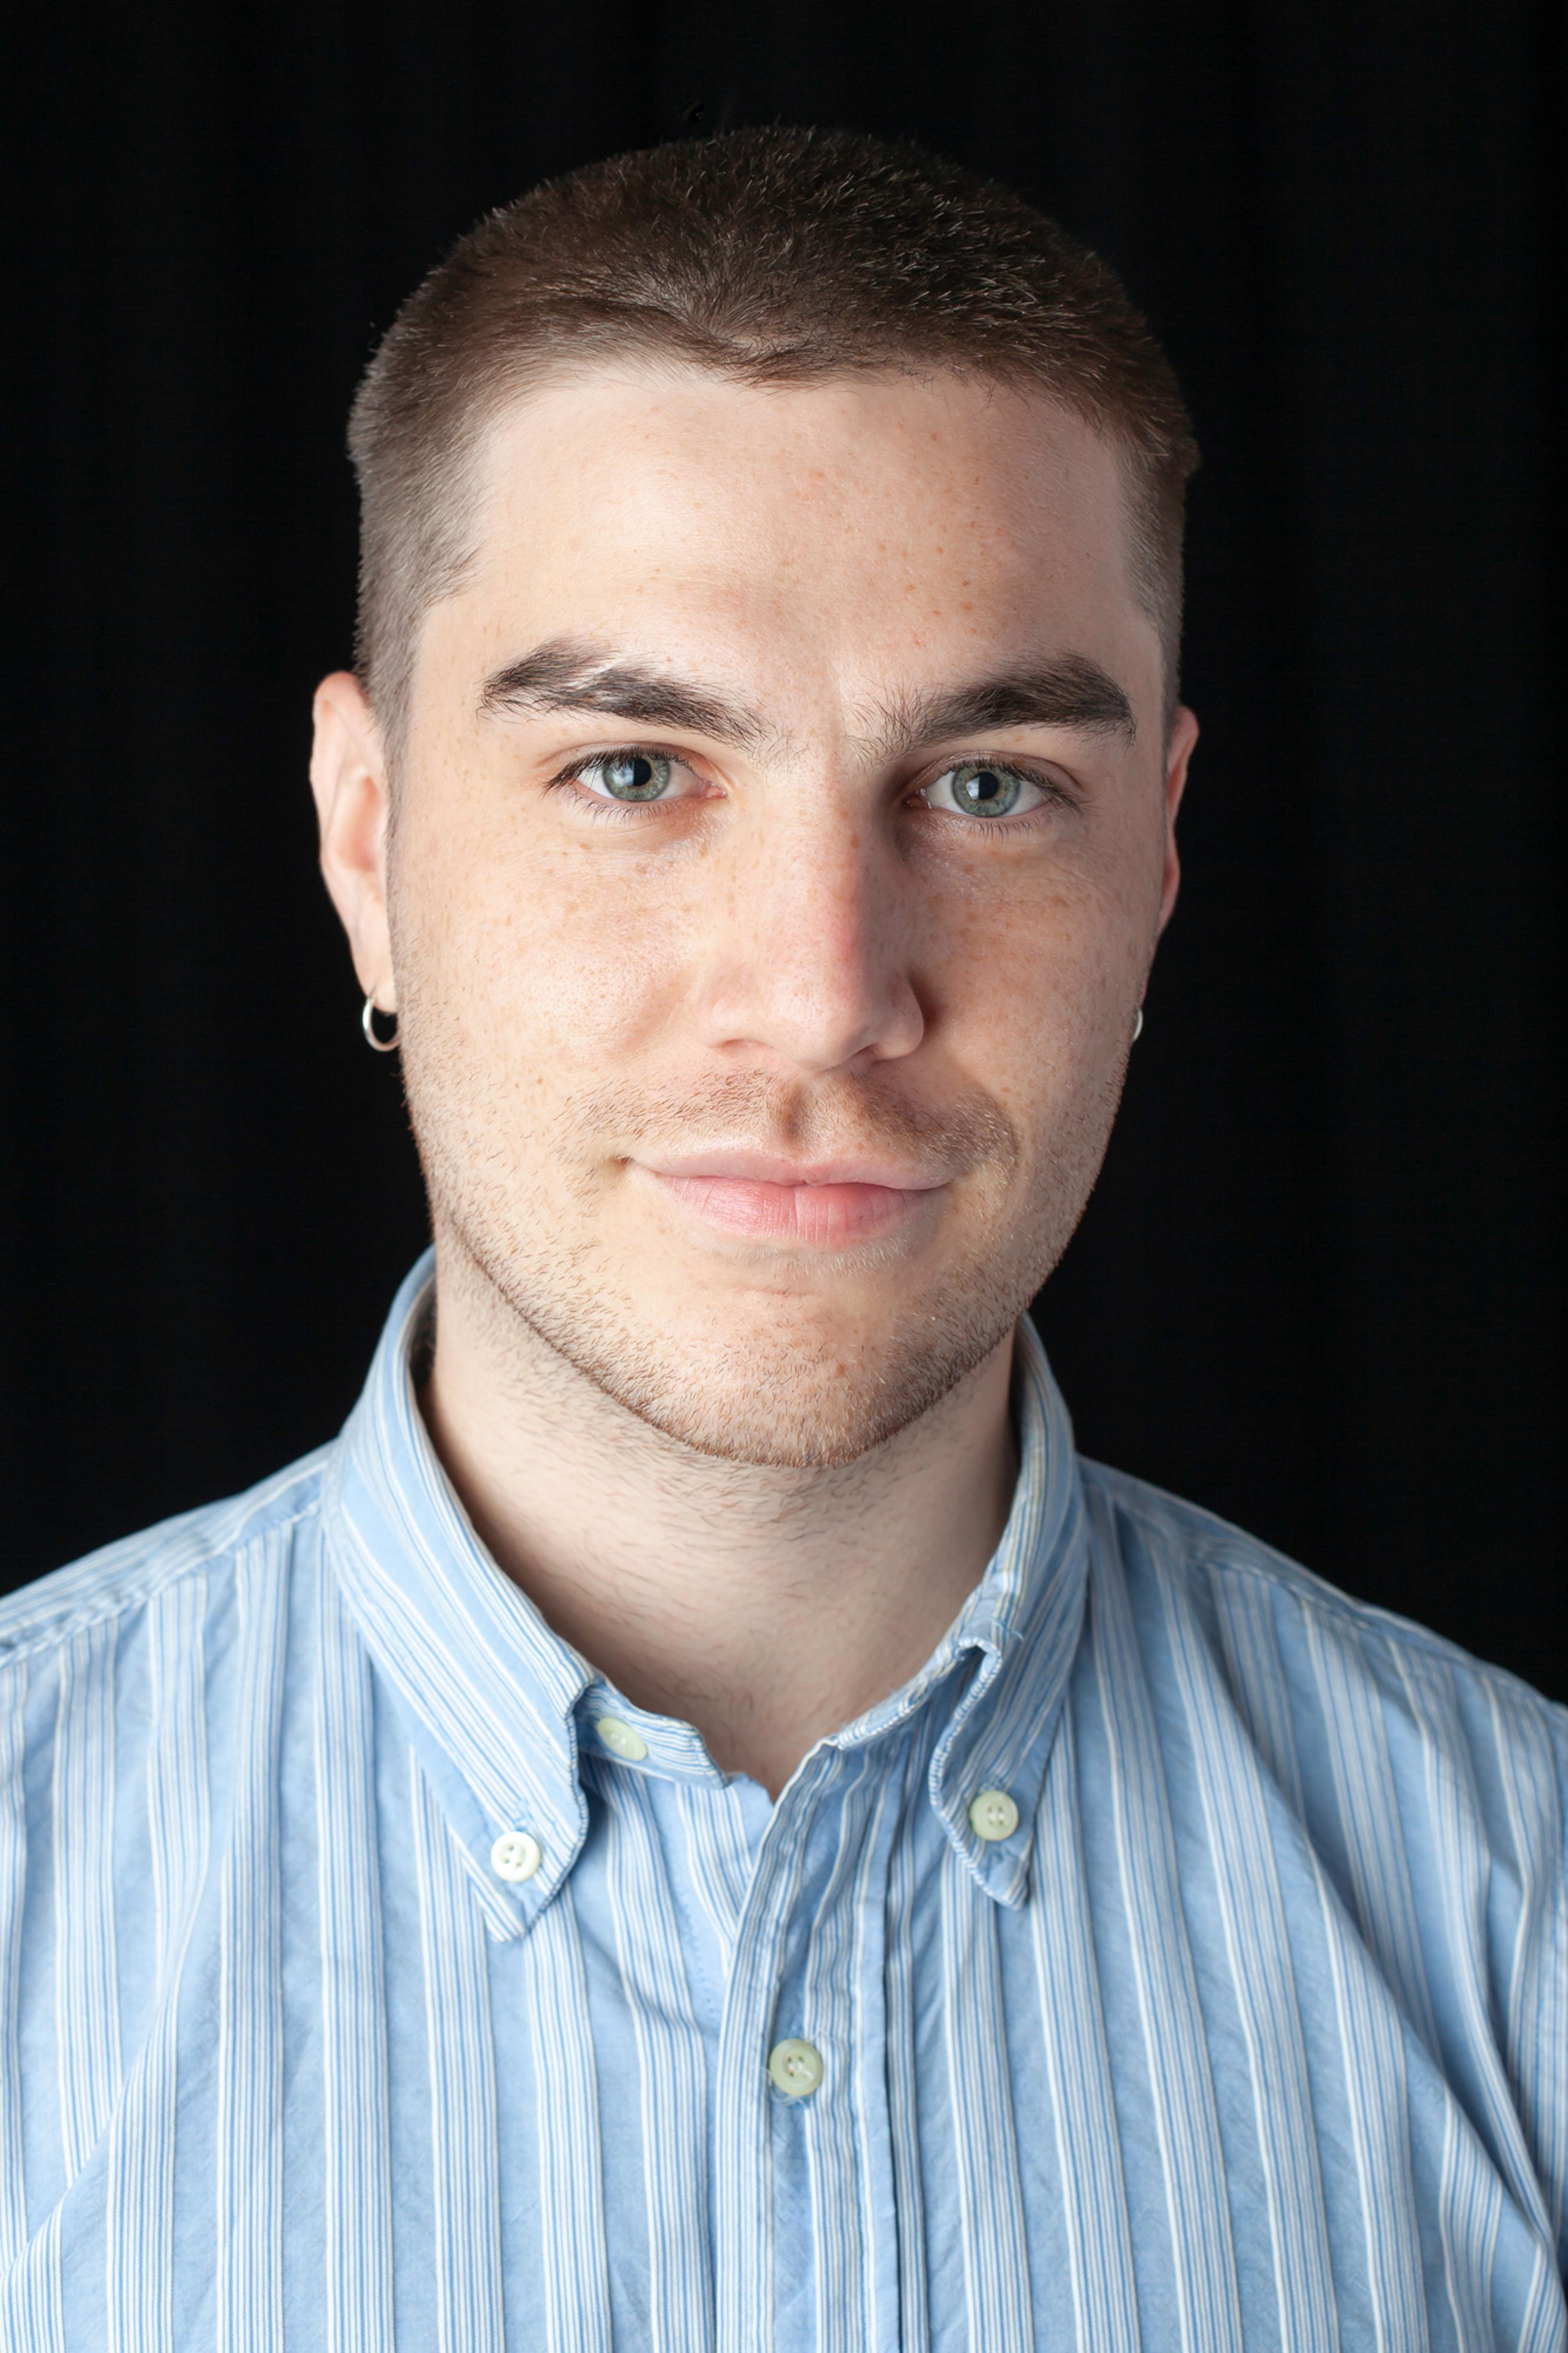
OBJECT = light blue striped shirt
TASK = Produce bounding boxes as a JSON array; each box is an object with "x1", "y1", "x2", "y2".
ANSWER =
[{"x1": 2, "y1": 1251, "x2": 1565, "y2": 2348}]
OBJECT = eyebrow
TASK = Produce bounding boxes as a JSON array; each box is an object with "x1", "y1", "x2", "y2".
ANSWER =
[
  {"x1": 869, "y1": 656, "x2": 1136, "y2": 751},
  {"x1": 478, "y1": 638, "x2": 1136, "y2": 756},
  {"x1": 479, "y1": 638, "x2": 768, "y2": 751}
]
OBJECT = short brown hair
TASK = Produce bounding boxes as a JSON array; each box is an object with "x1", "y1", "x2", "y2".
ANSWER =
[{"x1": 348, "y1": 127, "x2": 1198, "y2": 754}]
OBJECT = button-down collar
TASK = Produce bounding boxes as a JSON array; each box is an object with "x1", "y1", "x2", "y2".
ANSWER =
[{"x1": 323, "y1": 1250, "x2": 1090, "y2": 1934}]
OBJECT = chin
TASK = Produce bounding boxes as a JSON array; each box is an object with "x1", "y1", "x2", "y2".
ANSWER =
[
  {"x1": 523, "y1": 1275, "x2": 1027, "y2": 1468},
  {"x1": 612, "y1": 1367, "x2": 954, "y2": 1470},
  {"x1": 432, "y1": 1140, "x2": 1085, "y2": 1468}
]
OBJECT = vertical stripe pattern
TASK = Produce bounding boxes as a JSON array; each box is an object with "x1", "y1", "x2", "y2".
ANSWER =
[
  {"x1": 106, "y1": 1572, "x2": 210, "y2": 2350},
  {"x1": 216, "y1": 1541, "x2": 289, "y2": 2353},
  {"x1": 55, "y1": 1620, "x2": 122, "y2": 2183},
  {"x1": 0, "y1": 1664, "x2": 28, "y2": 2270},
  {"x1": 1029, "y1": 1710, "x2": 1140, "y2": 2353},
  {"x1": 411, "y1": 1760, "x2": 504, "y2": 2353},
  {"x1": 1089, "y1": 1508, "x2": 1244, "y2": 2353},
  {"x1": 315, "y1": 1572, "x2": 394, "y2": 2353},
  {"x1": 0, "y1": 1254, "x2": 1560, "y2": 2351},
  {"x1": 941, "y1": 1850, "x2": 1034, "y2": 2349},
  {"x1": 605, "y1": 1776, "x2": 713, "y2": 2352}
]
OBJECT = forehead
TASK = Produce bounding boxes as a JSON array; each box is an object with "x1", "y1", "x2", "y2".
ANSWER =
[{"x1": 442, "y1": 364, "x2": 1156, "y2": 710}]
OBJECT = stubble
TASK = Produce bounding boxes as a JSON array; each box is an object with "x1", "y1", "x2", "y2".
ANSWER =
[{"x1": 399, "y1": 1004, "x2": 1124, "y2": 1468}]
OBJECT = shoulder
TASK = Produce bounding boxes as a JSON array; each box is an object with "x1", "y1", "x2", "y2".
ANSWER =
[
  {"x1": 0, "y1": 1447, "x2": 333, "y2": 1669},
  {"x1": 1078, "y1": 1455, "x2": 1568, "y2": 1756}
]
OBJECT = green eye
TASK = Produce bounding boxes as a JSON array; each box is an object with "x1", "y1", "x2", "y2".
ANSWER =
[
  {"x1": 927, "y1": 761, "x2": 1029, "y2": 819},
  {"x1": 584, "y1": 752, "x2": 674, "y2": 802}
]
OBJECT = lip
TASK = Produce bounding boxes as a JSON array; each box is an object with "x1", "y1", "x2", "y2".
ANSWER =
[
  {"x1": 637, "y1": 1154, "x2": 947, "y2": 1247},
  {"x1": 646, "y1": 1149, "x2": 947, "y2": 1191}
]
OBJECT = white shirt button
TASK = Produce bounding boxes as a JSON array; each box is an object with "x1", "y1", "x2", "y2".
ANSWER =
[
  {"x1": 767, "y1": 2038, "x2": 824, "y2": 2099},
  {"x1": 490, "y1": 1829, "x2": 543, "y2": 1883},
  {"x1": 595, "y1": 1716, "x2": 649, "y2": 1762},
  {"x1": 968, "y1": 1787, "x2": 1020, "y2": 1842}
]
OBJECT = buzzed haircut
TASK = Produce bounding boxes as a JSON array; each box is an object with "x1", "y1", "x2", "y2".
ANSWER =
[{"x1": 348, "y1": 126, "x2": 1199, "y2": 757}]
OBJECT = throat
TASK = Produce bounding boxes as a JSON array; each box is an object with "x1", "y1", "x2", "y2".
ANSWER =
[{"x1": 416, "y1": 1241, "x2": 1020, "y2": 1793}]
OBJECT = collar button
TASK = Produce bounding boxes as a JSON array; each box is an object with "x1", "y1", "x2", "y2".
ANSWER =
[
  {"x1": 968, "y1": 1787, "x2": 1020, "y2": 1842},
  {"x1": 595, "y1": 1716, "x2": 649, "y2": 1762},
  {"x1": 491, "y1": 1829, "x2": 543, "y2": 1882}
]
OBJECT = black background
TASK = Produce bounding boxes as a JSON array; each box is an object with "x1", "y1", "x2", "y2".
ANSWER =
[{"x1": 2, "y1": 1, "x2": 1563, "y2": 1693}]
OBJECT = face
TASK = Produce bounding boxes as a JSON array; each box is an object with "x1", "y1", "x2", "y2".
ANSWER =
[{"x1": 314, "y1": 366, "x2": 1195, "y2": 1466}]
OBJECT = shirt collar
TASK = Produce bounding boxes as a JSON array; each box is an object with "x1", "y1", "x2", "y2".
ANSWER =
[
  {"x1": 323, "y1": 1251, "x2": 1089, "y2": 1935},
  {"x1": 822, "y1": 1309, "x2": 1089, "y2": 1906}
]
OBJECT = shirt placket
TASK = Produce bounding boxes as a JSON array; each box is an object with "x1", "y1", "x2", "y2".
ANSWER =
[{"x1": 711, "y1": 1740, "x2": 906, "y2": 2353}]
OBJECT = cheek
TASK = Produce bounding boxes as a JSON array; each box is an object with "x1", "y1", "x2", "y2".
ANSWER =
[
  {"x1": 925, "y1": 869, "x2": 1121, "y2": 1090},
  {"x1": 410, "y1": 816, "x2": 700, "y2": 1078}
]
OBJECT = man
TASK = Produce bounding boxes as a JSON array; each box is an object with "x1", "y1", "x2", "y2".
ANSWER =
[{"x1": 1, "y1": 127, "x2": 1562, "y2": 2349}]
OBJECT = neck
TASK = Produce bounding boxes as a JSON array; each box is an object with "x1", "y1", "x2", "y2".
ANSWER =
[{"x1": 418, "y1": 1247, "x2": 1019, "y2": 1799}]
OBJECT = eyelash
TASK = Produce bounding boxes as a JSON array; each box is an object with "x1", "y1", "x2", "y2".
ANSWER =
[
  {"x1": 546, "y1": 747, "x2": 698, "y2": 821},
  {"x1": 919, "y1": 766, "x2": 1076, "y2": 825},
  {"x1": 545, "y1": 747, "x2": 1076, "y2": 826}
]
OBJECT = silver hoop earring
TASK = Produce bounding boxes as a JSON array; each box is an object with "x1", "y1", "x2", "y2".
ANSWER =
[
  {"x1": 361, "y1": 994, "x2": 399, "y2": 1053},
  {"x1": 1132, "y1": 1005, "x2": 1144, "y2": 1043}
]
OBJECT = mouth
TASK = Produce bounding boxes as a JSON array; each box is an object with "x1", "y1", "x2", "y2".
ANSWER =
[{"x1": 636, "y1": 1151, "x2": 948, "y2": 1248}]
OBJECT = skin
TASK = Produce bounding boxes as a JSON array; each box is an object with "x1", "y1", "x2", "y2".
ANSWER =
[{"x1": 312, "y1": 365, "x2": 1196, "y2": 1796}]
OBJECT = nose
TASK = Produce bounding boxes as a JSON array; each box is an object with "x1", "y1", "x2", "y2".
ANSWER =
[{"x1": 694, "y1": 793, "x2": 926, "y2": 1077}]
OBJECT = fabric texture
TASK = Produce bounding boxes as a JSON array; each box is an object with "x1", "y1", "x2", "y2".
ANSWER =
[{"x1": 0, "y1": 1251, "x2": 1564, "y2": 2349}]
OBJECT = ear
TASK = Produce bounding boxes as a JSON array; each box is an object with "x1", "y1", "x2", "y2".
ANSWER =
[
  {"x1": 1156, "y1": 703, "x2": 1198, "y2": 937},
  {"x1": 310, "y1": 671, "x2": 396, "y2": 1010}
]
